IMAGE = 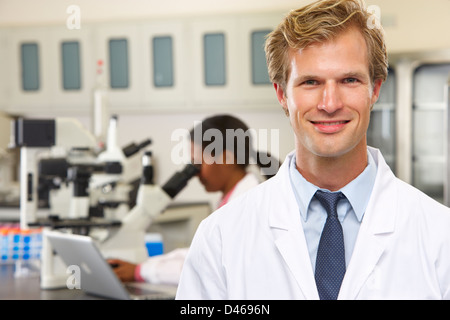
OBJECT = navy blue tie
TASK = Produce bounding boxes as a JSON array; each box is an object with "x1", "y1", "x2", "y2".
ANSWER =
[{"x1": 314, "y1": 190, "x2": 346, "y2": 300}]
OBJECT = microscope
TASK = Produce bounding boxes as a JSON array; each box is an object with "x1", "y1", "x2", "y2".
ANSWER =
[
  {"x1": 11, "y1": 118, "x2": 98, "y2": 229},
  {"x1": 37, "y1": 116, "x2": 152, "y2": 225},
  {"x1": 99, "y1": 152, "x2": 200, "y2": 263},
  {"x1": 11, "y1": 116, "x2": 199, "y2": 288}
]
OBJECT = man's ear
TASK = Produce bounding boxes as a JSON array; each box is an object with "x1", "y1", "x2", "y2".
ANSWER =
[
  {"x1": 274, "y1": 83, "x2": 289, "y2": 117},
  {"x1": 371, "y1": 79, "x2": 383, "y2": 105}
]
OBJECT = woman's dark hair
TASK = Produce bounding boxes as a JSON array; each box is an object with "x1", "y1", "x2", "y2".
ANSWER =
[{"x1": 189, "y1": 114, "x2": 280, "y2": 179}]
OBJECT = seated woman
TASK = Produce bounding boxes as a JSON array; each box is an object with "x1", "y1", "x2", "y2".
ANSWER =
[{"x1": 108, "y1": 114, "x2": 280, "y2": 285}]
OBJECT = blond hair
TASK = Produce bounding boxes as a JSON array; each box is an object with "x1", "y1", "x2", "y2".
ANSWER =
[{"x1": 265, "y1": 0, "x2": 388, "y2": 91}]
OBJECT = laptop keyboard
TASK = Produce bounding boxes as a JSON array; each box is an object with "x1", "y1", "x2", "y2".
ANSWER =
[{"x1": 125, "y1": 284, "x2": 175, "y2": 300}]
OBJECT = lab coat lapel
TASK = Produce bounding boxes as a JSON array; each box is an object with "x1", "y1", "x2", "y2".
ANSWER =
[
  {"x1": 273, "y1": 229, "x2": 319, "y2": 299},
  {"x1": 338, "y1": 148, "x2": 397, "y2": 299},
  {"x1": 269, "y1": 156, "x2": 319, "y2": 300}
]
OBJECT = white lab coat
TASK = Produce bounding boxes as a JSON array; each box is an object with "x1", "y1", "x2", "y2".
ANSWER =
[
  {"x1": 227, "y1": 172, "x2": 261, "y2": 203},
  {"x1": 176, "y1": 147, "x2": 450, "y2": 299}
]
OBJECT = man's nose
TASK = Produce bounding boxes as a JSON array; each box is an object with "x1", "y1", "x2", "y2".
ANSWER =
[{"x1": 317, "y1": 81, "x2": 344, "y2": 113}]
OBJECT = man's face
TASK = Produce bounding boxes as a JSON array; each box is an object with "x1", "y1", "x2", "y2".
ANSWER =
[{"x1": 275, "y1": 27, "x2": 382, "y2": 160}]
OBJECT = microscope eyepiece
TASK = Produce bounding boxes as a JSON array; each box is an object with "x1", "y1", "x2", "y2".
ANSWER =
[
  {"x1": 161, "y1": 164, "x2": 200, "y2": 198},
  {"x1": 181, "y1": 163, "x2": 200, "y2": 179}
]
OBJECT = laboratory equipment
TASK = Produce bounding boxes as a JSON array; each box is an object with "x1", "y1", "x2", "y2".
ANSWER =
[
  {"x1": 11, "y1": 115, "x2": 147, "y2": 286},
  {"x1": 41, "y1": 155, "x2": 198, "y2": 289},
  {"x1": 99, "y1": 152, "x2": 200, "y2": 263},
  {"x1": 46, "y1": 230, "x2": 176, "y2": 299},
  {"x1": 11, "y1": 118, "x2": 98, "y2": 229},
  {"x1": 11, "y1": 115, "x2": 151, "y2": 227},
  {"x1": 0, "y1": 112, "x2": 19, "y2": 206},
  {"x1": 0, "y1": 223, "x2": 42, "y2": 264},
  {"x1": 91, "y1": 59, "x2": 109, "y2": 149},
  {"x1": 11, "y1": 114, "x2": 199, "y2": 288}
]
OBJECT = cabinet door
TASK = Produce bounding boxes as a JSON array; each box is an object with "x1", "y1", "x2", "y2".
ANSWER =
[
  {"x1": 49, "y1": 26, "x2": 94, "y2": 111},
  {"x1": 367, "y1": 69, "x2": 396, "y2": 171},
  {"x1": 189, "y1": 17, "x2": 240, "y2": 107},
  {"x1": 140, "y1": 21, "x2": 186, "y2": 109},
  {"x1": 237, "y1": 15, "x2": 281, "y2": 108},
  {"x1": 412, "y1": 63, "x2": 450, "y2": 203},
  {"x1": 93, "y1": 24, "x2": 143, "y2": 111},
  {"x1": 7, "y1": 27, "x2": 51, "y2": 112}
]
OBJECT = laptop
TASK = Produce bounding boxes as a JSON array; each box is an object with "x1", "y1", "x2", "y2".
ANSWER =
[{"x1": 46, "y1": 230, "x2": 177, "y2": 300}]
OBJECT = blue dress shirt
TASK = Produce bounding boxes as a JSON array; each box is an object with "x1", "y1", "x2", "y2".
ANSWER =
[{"x1": 289, "y1": 150, "x2": 377, "y2": 271}]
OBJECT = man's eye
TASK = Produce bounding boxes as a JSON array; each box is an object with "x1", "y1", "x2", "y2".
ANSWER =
[
  {"x1": 343, "y1": 78, "x2": 359, "y2": 84},
  {"x1": 303, "y1": 80, "x2": 318, "y2": 85}
]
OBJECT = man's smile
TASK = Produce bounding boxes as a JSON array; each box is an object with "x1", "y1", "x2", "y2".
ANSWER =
[{"x1": 310, "y1": 120, "x2": 350, "y2": 133}]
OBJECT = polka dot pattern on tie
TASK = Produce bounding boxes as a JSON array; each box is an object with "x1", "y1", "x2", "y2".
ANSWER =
[{"x1": 314, "y1": 190, "x2": 346, "y2": 300}]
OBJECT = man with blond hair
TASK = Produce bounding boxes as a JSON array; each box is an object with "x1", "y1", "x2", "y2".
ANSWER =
[{"x1": 176, "y1": 0, "x2": 450, "y2": 300}]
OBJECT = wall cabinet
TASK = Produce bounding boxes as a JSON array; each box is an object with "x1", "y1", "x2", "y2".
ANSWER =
[
  {"x1": 368, "y1": 69, "x2": 396, "y2": 171},
  {"x1": 49, "y1": 26, "x2": 94, "y2": 111},
  {"x1": 237, "y1": 15, "x2": 281, "y2": 106},
  {"x1": 6, "y1": 27, "x2": 52, "y2": 112},
  {"x1": 93, "y1": 23, "x2": 142, "y2": 110},
  {"x1": 0, "y1": 13, "x2": 283, "y2": 114},
  {"x1": 140, "y1": 21, "x2": 187, "y2": 109},
  {"x1": 412, "y1": 63, "x2": 450, "y2": 202},
  {"x1": 189, "y1": 17, "x2": 240, "y2": 107}
]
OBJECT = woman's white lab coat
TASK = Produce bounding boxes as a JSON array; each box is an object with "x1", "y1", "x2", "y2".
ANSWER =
[
  {"x1": 137, "y1": 173, "x2": 261, "y2": 285},
  {"x1": 176, "y1": 147, "x2": 450, "y2": 299}
]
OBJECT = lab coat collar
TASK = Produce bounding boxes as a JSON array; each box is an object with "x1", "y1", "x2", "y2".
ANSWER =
[
  {"x1": 267, "y1": 150, "x2": 299, "y2": 231},
  {"x1": 289, "y1": 150, "x2": 377, "y2": 223},
  {"x1": 268, "y1": 147, "x2": 397, "y2": 300},
  {"x1": 358, "y1": 147, "x2": 397, "y2": 236},
  {"x1": 340, "y1": 150, "x2": 377, "y2": 223}
]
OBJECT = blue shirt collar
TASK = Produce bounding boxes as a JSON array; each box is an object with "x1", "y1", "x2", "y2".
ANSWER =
[{"x1": 289, "y1": 150, "x2": 377, "y2": 222}]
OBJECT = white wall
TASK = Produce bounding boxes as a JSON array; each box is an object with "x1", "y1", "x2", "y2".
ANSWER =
[
  {"x1": 2, "y1": 0, "x2": 450, "y2": 53},
  {"x1": 370, "y1": 0, "x2": 450, "y2": 53},
  {"x1": 0, "y1": 0, "x2": 307, "y2": 25}
]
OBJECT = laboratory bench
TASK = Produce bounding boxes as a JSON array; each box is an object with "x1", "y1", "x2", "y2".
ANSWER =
[
  {"x1": 0, "y1": 263, "x2": 101, "y2": 300},
  {"x1": 0, "y1": 202, "x2": 211, "y2": 300}
]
